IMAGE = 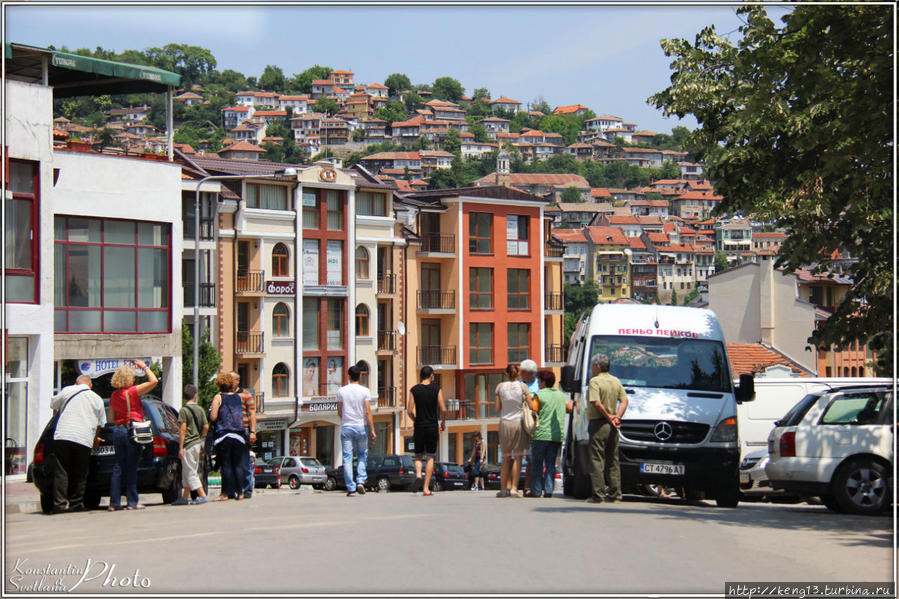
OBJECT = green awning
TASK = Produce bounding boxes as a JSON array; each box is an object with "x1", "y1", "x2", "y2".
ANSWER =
[{"x1": 49, "y1": 50, "x2": 180, "y2": 87}]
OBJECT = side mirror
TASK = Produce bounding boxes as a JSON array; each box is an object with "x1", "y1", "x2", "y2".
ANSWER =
[
  {"x1": 560, "y1": 365, "x2": 580, "y2": 394},
  {"x1": 736, "y1": 373, "x2": 755, "y2": 403}
]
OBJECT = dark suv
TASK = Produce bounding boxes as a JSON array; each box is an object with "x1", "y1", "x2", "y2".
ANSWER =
[
  {"x1": 323, "y1": 454, "x2": 419, "y2": 492},
  {"x1": 32, "y1": 396, "x2": 202, "y2": 512}
]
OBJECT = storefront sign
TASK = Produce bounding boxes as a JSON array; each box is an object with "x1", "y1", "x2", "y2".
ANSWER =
[
  {"x1": 301, "y1": 400, "x2": 338, "y2": 413},
  {"x1": 78, "y1": 358, "x2": 150, "y2": 379},
  {"x1": 302, "y1": 240, "x2": 319, "y2": 285},
  {"x1": 257, "y1": 418, "x2": 290, "y2": 431},
  {"x1": 266, "y1": 280, "x2": 296, "y2": 295}
]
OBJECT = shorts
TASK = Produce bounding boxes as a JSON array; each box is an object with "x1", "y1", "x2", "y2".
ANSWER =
[
  {"x1": 472, "y1": 461, "x2": 482, "y2": 477},
  {"x1": 413, "y1": 424, "x2": 439, "y2": 458}
]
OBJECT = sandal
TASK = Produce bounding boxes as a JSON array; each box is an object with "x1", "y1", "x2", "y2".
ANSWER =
[
  {"x1": 422, "y1": 491, "x2": 434, "y2": 497},
  {"x1": 107, "y1": 506, "x2": 121, "y2": 512},
  {"x1": 523, "y1": 489, "x2": 533, "y2": 497},
  {"x1": 211, "y1": 496, "x2": 229, "y2": 502},
  {"x1": 125, "y1": 504, "x2": 146, "y2": 510}
]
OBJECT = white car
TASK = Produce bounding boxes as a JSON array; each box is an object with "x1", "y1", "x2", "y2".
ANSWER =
[{"x1": 765, "y1": 385, "x2": 893, "y2": 515}]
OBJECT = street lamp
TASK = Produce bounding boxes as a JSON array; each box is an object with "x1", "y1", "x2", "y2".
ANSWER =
[{"x1": 192, "y1": 167, "x2": 298, "y2": 387}]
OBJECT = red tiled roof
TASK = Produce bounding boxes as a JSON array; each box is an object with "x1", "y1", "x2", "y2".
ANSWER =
[
  {"x1": 662, "y1": 243, "x2": 695, "y2": 253},
  {"x1": 551, "y1": 229, "x2": 589, "y2": 243},
  {"x1": 491, "y1": 96, "x2": 521, "y2": 105},
  {"x1": 553, "y1": 104, "x2": 589, "y2": 114},
  {"x1": 628, "y1": 237, "x2": 646, "y2": 250},
  {"x1": 606, "y1": 215, "x2": 639, "y2": 225},
  {"x1": 360, "y1": 151, "x2": 420, "y2": 160},
  {"x1": 367, "y1": 82, "x2": 388, "y2": 89},
  {"x1": 676, "y1": 191, "x2": 723, "y2": 201},
  {"x1": 647, "y1": 232, "x2": 670, "y2": 244},
  {"x1": 312, "y1": 79, "x2": 335, "y2": 85},
  {"x1": 754, "y1": 232, "x2": 787, "y2": 239},
  {"x1": 591, "y1": 188, "x2": 612, "y2": 198},
  {"x1": 726, "y1": 343, "x2": 811, "y2": 377},
  {"x1": 585, "y1": 226, "x2": 628, "y2": 245},
  {"x1": 278, "y1": 95, "x2": 310, "y2": 101},
  {"x1": 589, "y1": 115, "x2": 623, "y2": 121},
  {"x1": 220, "y1": 141, "x2": 264, "y2": 153},
  {"x1": 255, "y1": 110, "x2": 287, "y2": 117},
  {"x1": 632, "y1": 130, "x2": 657, "y2": 137},
  {"x1": 223, "y1": 106, "x2": 250, "y2": 112}
]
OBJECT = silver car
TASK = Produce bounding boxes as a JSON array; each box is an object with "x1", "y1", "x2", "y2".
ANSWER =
[{"x1": 270, "y1": 456, "x2": 327, "y2": 489}]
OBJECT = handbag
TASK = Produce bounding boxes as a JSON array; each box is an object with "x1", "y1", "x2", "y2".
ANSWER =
[
  {"x1": 520, "y1": 382, "x2": 539, "y2": 435},
  {"x1": 125, "y1": 388, "x2": 153, "y2": 445}
]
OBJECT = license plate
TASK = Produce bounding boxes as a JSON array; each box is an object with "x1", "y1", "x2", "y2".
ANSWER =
[
  {"x1": 640, "y1": 462, "x2": 684, "y2": 475},
  {"x1": 739, "y1": 472, "x2": 750, "y2": 484},
  {"x1": 93, "y1": 446, "x2": 115, "y2": 456}
]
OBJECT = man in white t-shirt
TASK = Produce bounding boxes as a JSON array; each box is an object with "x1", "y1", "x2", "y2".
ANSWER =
[
  {"x1": 49, "y1": 375, "x2": 106, "y2": 513},
  {"x1": 336, "y1": 363, "x2": 376, "y2": 497}
]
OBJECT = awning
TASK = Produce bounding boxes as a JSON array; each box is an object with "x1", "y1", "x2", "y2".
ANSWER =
[{"x1": 4, "y1": 42, "x2": 180, "y2": 97}]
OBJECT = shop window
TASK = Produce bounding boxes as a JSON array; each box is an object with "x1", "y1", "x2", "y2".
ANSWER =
[
  {"x1": 272, "y1": 363, "x2": 290, "y2": 397},
  {"x1": 325, "y1": 357, "x2": 344, "y2": 395},
  {"x1": 303, "y1": 298, "x2": 319, "y2": 350},
  {"x1": 302, "y1": 191, "x2": 319, "y2": 229},
  {"x1": 326, "y1": 240, "x2": 343, "y2": 286},
  {"x1": 302, "y1": 240, "x2": 319, "y2": 285},
  {"x1": 301, "y1": 357, "x2": 320, "y2": 397},
  {"x1": 357, "y1": 360, "x2": 370, "y2": 388},
  {"x1": 355, "y1": 304, "x2": 370, "y2": 336},
  {"x1": 273, "y1": 303, "x2": 290, "y2": 337},
  {"x1": 356, "y1": 247, "x2": 370, "y2": 280},
  {"x1": 54, "y1": 216, "x2": 170, "y2": 333},
  {"x1": 4, "y1": 160, "x2": 39, "y2": 303},
  {"x1": 272, "y1": 243, "x2": 289, "y2": 277}
]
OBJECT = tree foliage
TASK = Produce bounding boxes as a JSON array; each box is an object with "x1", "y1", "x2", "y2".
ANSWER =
[
  {"x1": 258, "y1": 64, "x2": 286, "y2": 93},
  {"x1": 314, "y1": 97, "x2": 339, "y2": 115},
  {"x1": 432, "y1": 76, "x2": 465, "y2": 102},
  {"x1": 290, "y1": 65, "x2": 331, "y2": 94},
  {"x1": 182, "y1": 323, "x2": 223, "y2": 411},
  {"x1": 560, "y1": 186, "x2": 584, "y2": 204},
  {"x1": 649, "y1": 4, "x2": 893, "y2": 374},
  {"x1": 384, "y1": 73, "x2": 412, "y2": 97}
]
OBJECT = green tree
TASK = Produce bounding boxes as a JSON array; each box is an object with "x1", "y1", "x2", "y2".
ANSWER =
[
  {"x1": 290, "y1": 65, "x2": 331, "y2": 94},
  {"x1": 469, "y1": 123, "x2": 489, "y2": 143},
  {"x1": 352, "y1": 128, "x2": 366, "y2": 142},
  {"x1": 538, "y1": 114, "x2": 581, "y2": 145},
  {"x1": 212, "y1": 69, "x2": 248, "y2": 92},
  {"x1": 472, "y1": 87, "x2": 491, "y2": 100},
  {"x1": 94, "y1": 127, "x2": 117, "y2": 147},
  {"x1": 314, "y1": 98, "x2": 339, "y2": 115},
  {"x1": 714, "y1": 250, "x2": 730, "y2": 274},
  {"x1": 465, "y1": 99, "x2": 493, "y2": 120},
  {"x1": 181, "y1": 323, "x2": 222, "y2": 410},
  {"x1": 427, "y1": 168, "x2": 459, "y2": 190},
  {"x1": 659, "y1": 160, "x2": 681, "y2": 179},
  {"x1": 560, "y1": 186, "x2": 584, "y2": 204},
  {"x1": 670, "y1": 288, "x2": 679, "y2": 306},
  {"x1": 375, "y1": 101, "x2": 408, "y2": 124},
  {"x1": 384, "y1": 73, "x2": 412, "y2": 97},
  {"x1": 564, "y1": 280, "x2": 599, "y2": 341},
  {"x1": 432, "y1": 76, "x2": 465, "y2": 102},
  {"x1": 650, "y1": 4, "x2": 893, "y2": 374},
  {"x1": 258, "y1": 64, "x2": 286, "y2": 93},
  {"x1": 443, "y1": 128, "x2": 461, "y2": 156},
  {"x1": 402, "y1": 92, "x2": 424, "y2": 113}
]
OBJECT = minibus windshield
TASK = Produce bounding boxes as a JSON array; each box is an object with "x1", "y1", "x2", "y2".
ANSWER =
[{"x1": 588, "y1": 335, "x2": 731, "y2": 393}]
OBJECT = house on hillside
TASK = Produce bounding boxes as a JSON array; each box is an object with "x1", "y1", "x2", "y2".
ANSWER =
[
  {"x1": 218, "y1": 140, "x2": 265, "y2": 160},
  {"x1": 490, "y1": 96, "x2": 522, "y2": 112}
]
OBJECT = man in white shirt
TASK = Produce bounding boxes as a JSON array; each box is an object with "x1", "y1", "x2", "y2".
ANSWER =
[
  {"x1": 336, "y1": 363, "x2": 376, "y2": 497},
  {"x1": 49, "y1": 375, "x2": 106, "y2": 513}
]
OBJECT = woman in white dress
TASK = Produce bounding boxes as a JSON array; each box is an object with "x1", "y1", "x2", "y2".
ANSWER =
[{"x1": 494, "y1": 364, "x2": 537, "y2": 498}]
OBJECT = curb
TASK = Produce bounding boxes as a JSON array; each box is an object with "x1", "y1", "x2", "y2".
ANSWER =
[{"x1": 7, "y1": 502, "x2": 40, "y2": 514}]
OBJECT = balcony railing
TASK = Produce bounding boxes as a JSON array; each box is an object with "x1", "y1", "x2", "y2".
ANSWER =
[
  {"x1": 545, "y1": 244, "x2": 564, "y2": 258},
  {"x1": 418, "y1": 290, "x2": 455, "y2": 310},
  {"x1": 254, "y1": 392, "x2": 265, "y2": 414},
  {"x1": 419, "y1": 233, "x2": 455, "y2": 254},
  {"x1": 377, "y1": 330, "x2": 397, "y2": 352},
  {"x1": 444, "y1": 399, "x2": 500, "y2": 420},
  {"x1": 236, "y1": 331, "x2": 264, "y2": 354},
  {"x1": 377, "y1": 386, "x2": 398, "y2": 408},
  {"x1": 377, "y1": 273, "x2": 397, "y2": 295},
  {"x1": 184, "y1": 216, "x2": 215, "y2": 241},
  {"x1": 546, "y1": 344, "x2": 567, "y2": 364},
  {"x1": 184, "y1": 282, "x2": 216, "y2": 308},
  {"x1": 417, "y1": 345, "x2": 456, "y2": 366},
  {"x1": 236, "y1": 270, "x2": 265, "y2": 293},
  {"x1": 545, "y1": 292, "x2": 563, "y2": 311}
]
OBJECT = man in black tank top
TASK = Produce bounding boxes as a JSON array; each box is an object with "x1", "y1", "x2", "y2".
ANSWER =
[{"x1": 407, "y1": 366, "x2": 446, "y2": 496}]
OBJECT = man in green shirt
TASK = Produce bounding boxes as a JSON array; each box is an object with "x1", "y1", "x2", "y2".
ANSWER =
[
  {"x1": 585, "y1": 354, "x2": 628, "y2": 503},
  {"x1": 173, "y1": 384, "x2": 210, "y2": 505}
]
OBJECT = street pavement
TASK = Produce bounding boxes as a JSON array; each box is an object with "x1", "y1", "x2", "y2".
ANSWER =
[{"x1": 4, "y1": 480, "x2": 894, "y2": 595}]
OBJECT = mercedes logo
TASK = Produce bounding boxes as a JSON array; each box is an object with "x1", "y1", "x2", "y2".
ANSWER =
[{"x1": 654, "y1": 421, "x2": 673, "y2": 441}]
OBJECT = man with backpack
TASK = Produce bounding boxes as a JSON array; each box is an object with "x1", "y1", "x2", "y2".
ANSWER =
[{"x1": 172, "y1": 384, "x2": 210, "y2": 505}]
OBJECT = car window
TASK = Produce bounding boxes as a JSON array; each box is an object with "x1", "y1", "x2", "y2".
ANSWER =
[
  {"x1": 401, "y1": 456, "x2": 415, "y2": 469},
  {"x1": 144, "y1": 401, "x2": 179, "y2": 434},
  {"x1": 283, "y1": 458, "x2": 296, "y2": 468},
  {"x1": 266, "y1": 458, "x2": 283, "y2": 466},
  {"x1": 382, "y1": 457, "x2": 397, "y2": 467},
  {"x1": 446, "y1": 464, "x2": 464, "y2": 474},
  {"x1": 778, "y1": 393, "x2": 821, "y2": 426},
  {"x1": 820, "y1": 392, "x2": 885, "y2": 425},
  {"x1": 300, "y1": 458, "x2": 321, "y2": 467}
]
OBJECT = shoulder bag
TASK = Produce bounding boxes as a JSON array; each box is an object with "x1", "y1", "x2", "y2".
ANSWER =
[
  {"x1": 520, "y1": 382, "x2": 539, "y2": 435},
  {"x1": 125, "y1": 388, "x2": 153, "y2": 445}
]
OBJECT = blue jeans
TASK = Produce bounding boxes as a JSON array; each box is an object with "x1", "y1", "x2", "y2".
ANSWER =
[
  {"x1": 530, "y1": 439, "x2": 562, "y2": 497},
  {"x1": 341, "y1": 425, "x2": 368, "y2": 493},
  {"x1": 244, "y1": 449, "x2": 254, "y2": 495},
  {"x1": 109, "y1": 425, "x2": 142, "y2": 507},
  {"x1": 217, "y1": 437, "x2": 248, "y2": 499}
]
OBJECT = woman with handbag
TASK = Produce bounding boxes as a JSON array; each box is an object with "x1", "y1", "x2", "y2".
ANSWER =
[
  {"x1": 108, "y1": 359, "x2": 158, "y2": 511},
  {"x1": 494, "y1": 364, "x2": 539, "y2": 498}
]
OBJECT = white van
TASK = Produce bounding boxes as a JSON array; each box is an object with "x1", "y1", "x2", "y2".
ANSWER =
[{"x1": 560, "y1": 304, "x2": 755, "y2": 507}]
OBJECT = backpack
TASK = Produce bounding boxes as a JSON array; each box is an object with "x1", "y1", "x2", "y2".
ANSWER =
[{"x1": 217, "y1": 392, "x2": 245, "y2": 434}]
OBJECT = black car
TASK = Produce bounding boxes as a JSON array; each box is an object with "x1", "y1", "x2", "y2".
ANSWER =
[
  {"x1": 32, "y1": 396, "x2": 204, "y2": 513},
  {"x1": 324, "y1": 454, "x2": 420, "y2": 492},
  {"x1": 432, "y1": 462, "x2": 470, "y2": 491},
  {"x1": 483, "y1": 458, "x2": 528, "y2": 490},
  {"x1": 323, "y1": 456, "x2": 379, "y2": 491}
]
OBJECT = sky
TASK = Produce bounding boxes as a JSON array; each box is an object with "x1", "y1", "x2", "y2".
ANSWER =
[{"x1": 4, "y1": 2, "x2": 792, "y2": 134}]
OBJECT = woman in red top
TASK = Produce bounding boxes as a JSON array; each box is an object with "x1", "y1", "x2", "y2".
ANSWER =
[{"x1": 107, "y1": 359, "x2": 158, "y2": 510}]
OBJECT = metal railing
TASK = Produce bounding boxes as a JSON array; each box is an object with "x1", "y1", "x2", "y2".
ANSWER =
[
  {"x1": 377, "y1": 330, "x2": 397, "y2": 352},
  {"x1": 544, "y1": 292, "x2": 563, "y2": 311},
  {"x1": 546, "y1": 344, "x2": 567, "y2": 364},
  {"x1": 184, "y1": 282, "x2": 216, "y2": 308},
  {"x1": 377, "y1": 273, "x2": 397, "y2": 294},
  {"x1": 254, "y1": 392, "x2": 265, "y2": 414},
  {"x1": 236, "y1": 270, "x2": 265, "y2": 293},
  {"x1": 417, "y1": 290, "x2": 455, "y2": 310},
  {"x1": 183, "y1": 216, "x2": 215, "y2": 241},
  {"x1": 419, "y1": 233, "x2": 455, "y2": 254},
  {"x1": 377, "y1": 387, "x2": 398, "y2": 408},
  {"x1": 235, "y1": 331, "x2": 264, "y2": 354},
  {"x1": 417, "y1": 345, "x2": 456, "y2": 366},
  {"x1": 545, "y1": 244, "x2": 564, "y2": 258}
]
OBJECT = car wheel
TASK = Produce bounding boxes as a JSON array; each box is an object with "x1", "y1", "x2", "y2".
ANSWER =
[
  {"x1": 288, "y1": 475, "x2": 300, "y2": 490},
  {"x1": 716, "y1": 480, "x2": 739, "y2": 508},
  {"x1": 323, "y1": 477, "x2": 337, "y2": 492},
  {"x1": 431, "y1": 479, "x2": 442, "y2": 492},
  {"x1": 161, "y1": 472, "x2": 181, "y2": 504},
  {"x1": 83, "y1": 492, "x2": 101, "y2": 510},
  {"x1": 833, "y1": 458, "x2": 890, "y2": 516},
  {"x1": 39, "y1": 493, "x2": 54, "y2": 514},
  {"x1": 376, "y1": 477, "x2": 390, "y2": 493},
  {"x1": 820, "y1": 493, "x2": 844, "y2": 513}
]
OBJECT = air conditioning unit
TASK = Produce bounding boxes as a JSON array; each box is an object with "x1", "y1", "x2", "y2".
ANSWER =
[{"x1": 397, "y1": 211, "x2": 415, "y2": 227}]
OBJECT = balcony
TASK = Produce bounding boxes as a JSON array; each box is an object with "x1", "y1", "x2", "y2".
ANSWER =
[
  {"x1": 236, "y1": 331, "x2": 264, "y2": 355},
  {"x1": 377, "y1": 386, "x2": 398, "y2": 408},
  {"x1": 377, "y1": 273, "x2": 397, "y2": 295},
  {"x1": 236, "y1": 270, "x2": 265, "y2": 295},
  {"x1": 544, "y1": 292, "x2": 563, "y2": 312},
  {"x1": 417, "y1": 290, "x2": 455, "y2": 313},
  {"x1": 444, "y1": 399, "x2": 500, "y2": 420},
  {"x1": 184, "y1": 216, "x2": 215, "y2": 241},
  {"x1": 545, "y1": 243, "x2": 564, "y2": 260},
  {"x1": 417, "y1": 345, "x2": 456, "y2": 367},
  {"x1": 546, "y1": 344, "x2": 567, "y2": 365},
  {"x1": 377, "y1": 330, "x2": 397, "y2": 352},
  {"x1": 254, "y1": 391, "x2": 265, "y2": 414},
  {"x1": 417, "y1": 233, "x2": 455, "y2": 256},
  {"x1": 184, "y1": 282, "x2": 216, "y2": 308}
]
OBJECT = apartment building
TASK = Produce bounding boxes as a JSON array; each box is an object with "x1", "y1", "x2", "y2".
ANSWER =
[
  {"x1": 584, "y1": 226, "x2": 631, "y2": 300},
  {"x1": 395, "y1": 185, "x2": 564, "y2": 464}
]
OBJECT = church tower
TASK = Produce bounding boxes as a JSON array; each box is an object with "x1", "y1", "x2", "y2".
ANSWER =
[{"x1": 495, "y1": 150, "x2": 511, "y2": 186}]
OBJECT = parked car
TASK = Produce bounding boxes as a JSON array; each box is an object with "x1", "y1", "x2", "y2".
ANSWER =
[
  {"x1": 32, "y1": 396, "x2": 196, "y2": 513},
  {"x1": 367, "y1": 454, "x2": 418, "y2": 492},
  {"x1": 766, "y1": 385, "x2": 893, "y2": 515},
  {"x1": 432, "y1": 462, "x2": 470, "y2": 491},
  {"x1": 483, "y1": 458, "x2": 528, "y2": 490},
  {"x1": 254, "y1": 457, "x2": 284, "y2": 489},
  {"x1": 323, "y1": 456, "x2": 382, "y2": 492},
  {"x1": 254, "y1": 456, "x2": 327, "y2": 489}
]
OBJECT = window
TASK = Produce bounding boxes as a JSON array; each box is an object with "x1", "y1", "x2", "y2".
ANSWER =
[
  {"x1": 246, "y1": 183, "x2": 289, "y2": 210},
  {"x1": 356, "y1": 191, "x2": 387, "y2": 216},
  {"x1": 821, "y1": 392, "x2": 886, "y2": 425},
  {"x1": 326, "y1": 240, "x2": 343, "y2": 286},
  {"x1": 327, "y1": 299, "x2": 344, "y2": 350},
  {"x1": 303, "y1": 298, "x2": 319, "y2": 350},
  {"x1": 272, "y1": 363, "x2": 290, "y2": 397},
  {"x1": 5, "y1": 160, "x2": 39, "y2": 303},
  {"x1": 273, "y1": 303, "x2": 290, "y2": 337},
  {"x1": 54, "y1": 216, "x2": 170, "y2": 333},
  {"x1": 507, "y1": 269, "x2": 530, "y2": 309},
  {"x1": 506, "y1": 215, "x2": 529, "y2": 256},
  {"x1": 326, "y1": 190, "x2": 343, "y2": 230},
  {"x1": 302, "y1": 191, "x2": 319, "y2": 229},
  {"x1": 355, "y1": 304, "x2": 370, "y2": 336},
  {"x1": 470, "y1": 323, "x2": 493, "y2": 364},
  {"x1": 358, "y1": 360, "x2": 370, "y2": 388},
  {"x1": 302, "y1": 240, "x2": 319, "y2": 285},
  {"x1": 469, "y1": 212, "x2": 492, "y2": 254},
  {"x1": 272, "y1": 243, "x2": 289, "y2": 277},
  {"x1": 356, "y1": 247, "x2": 370, "y2": 279},
  {"x1": 469, "y1": 268, "x2": 493, "y2": 309},
  {"x1": 508, "y1": 323, "x2": 530, "y2": 363}
]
